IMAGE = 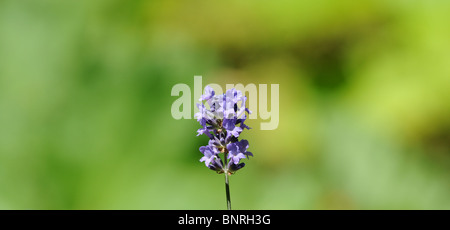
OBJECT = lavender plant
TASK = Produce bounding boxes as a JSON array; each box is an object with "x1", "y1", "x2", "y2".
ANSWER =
[{"x1": 195, "y1": 86, "x2": 253, "y2": 210}]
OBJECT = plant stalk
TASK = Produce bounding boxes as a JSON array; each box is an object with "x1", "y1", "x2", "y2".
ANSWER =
[
  {"x1": 225, "y1": 171, "x2": 231, "y2": 210},
  {"x1": 223, "y1": 148, "x2": 231, "y2": 210}
]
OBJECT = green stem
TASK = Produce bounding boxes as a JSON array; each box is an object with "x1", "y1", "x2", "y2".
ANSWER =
[
  {"x1": 225, "y1": 171, "x2": 231, "y2": 210},
  {"x1": 223, "y1": 149, "x2": 231, "y2": 210},
  {"x1": 221, "y1": 129, "x2": 231, "y2": 210}
]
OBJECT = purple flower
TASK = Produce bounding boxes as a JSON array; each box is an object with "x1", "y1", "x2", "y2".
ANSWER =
[
  {"x1": 226, "y1": 140, "x2": 253, "y2": 165},
  {"x1": 237, "y1": 139, "x2": 253, "y2": 159},
  {"x1": 199, "y1": 145, "x2": 224, "y2": 173},
  {"x1": 199, "y1": 85, "x2": 215, "y2": 101},
  {"x1": 196, "y1": 86, "x2": 253, "y2": 174},
  {"x1": 226, "y1": 142, "x2": 246, "y2": 165},
  {"x1": 199, "y1": 145, "x2": 218, "y2": 166},
  {"x1": 223, "y1": 118, "x2": 243, "y2": 137}
]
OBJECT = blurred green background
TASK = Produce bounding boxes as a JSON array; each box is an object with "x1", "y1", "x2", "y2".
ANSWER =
[{"x1": 0, "y1": 0, "x2": 449, "y2": 209}]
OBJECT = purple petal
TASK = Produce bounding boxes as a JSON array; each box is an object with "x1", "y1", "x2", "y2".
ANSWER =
[
  {"x1": 222, "y1": 118, "x2": 236, "y2": 131},
  {"x1": 230, "y1": 126, "x2": 242, "y2": 137},
  {"x1": 226, "y1": 142, "x2": 238, "y2": 155},
  {"x1": 199, "y1": 86, "x2": 215, "y2": 101}
]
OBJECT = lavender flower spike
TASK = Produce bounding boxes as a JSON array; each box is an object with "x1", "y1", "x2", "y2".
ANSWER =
[{"x1": 196, "y1": 86, "x2": 253, "y2": 210}]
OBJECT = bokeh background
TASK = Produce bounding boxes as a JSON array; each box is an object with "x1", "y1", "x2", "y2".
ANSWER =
[{"x1": 0, "y1": 0, "x2": 449, "y2": 209}]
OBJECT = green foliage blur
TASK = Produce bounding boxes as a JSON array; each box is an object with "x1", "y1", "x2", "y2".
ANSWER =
[{"x1": 0, "y1": 0, "x2": 449, "y2": 209}]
